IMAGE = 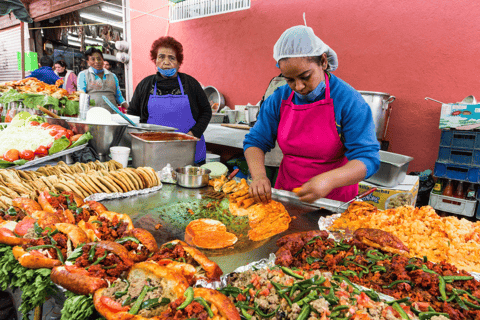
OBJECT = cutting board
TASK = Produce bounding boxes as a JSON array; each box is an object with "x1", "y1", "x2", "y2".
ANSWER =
[{"x1": 221, "y1": 124, "x2": 251, "y2": 130}]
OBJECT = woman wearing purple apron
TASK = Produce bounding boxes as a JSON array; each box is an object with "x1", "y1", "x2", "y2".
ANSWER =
[
  {"x1": 244, "y1": 26, "x2": 380, "y2": 203},
  {"x1": 127, "y1": 37, "x2": 211, "y2": 164}
]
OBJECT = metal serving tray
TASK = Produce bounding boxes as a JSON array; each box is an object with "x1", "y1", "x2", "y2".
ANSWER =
[
  {"x1": 11, "y1": 144, "x2": 87, "y2": 170},
  {"x1": 365, "y1": 150, "x2": 414, "y2": 188}
]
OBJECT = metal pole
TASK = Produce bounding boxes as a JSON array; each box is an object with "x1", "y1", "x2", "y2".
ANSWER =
[{"x1": 20, "y1": 22, "x2": 25, "y2": 78}]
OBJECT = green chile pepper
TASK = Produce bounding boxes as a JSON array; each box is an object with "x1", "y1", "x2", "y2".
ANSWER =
[
  {"x1": 115, "y1": 236, "x2": 141, "y2": 245},
  {"x1": 392, "y1": 302, "x2": 411, "y2": 320},
  {"x1": 88, "y1": 244, "x2": 97, "y2": 262},
  {"x1": 418, "y1": 312, "x2": 450, "y2": 320},
  {"x1": 195, "y1": 297, "x2": 214, "y2": 318},
  {"x1": 129, "y1": 285, "x2": 150, "y2": 315},
  {"x1": 280, "y1": 266, "x2": 304, "y2": 280},
  {"x1": 383, "y1": 280, "x2": 413, "y2": 289},
  {"x1": 141, "y1": 297, "x2": 171, "y2": 310},
  {"x1": 114, "y1": 279, "x2": 130, "y2": 298},
  {"x1": 297, "y1": 304, "x2": 311, "y2": 320},
  {"x1": 241, "y1": 308, "x2": 252, "y2": 320},
  {"x1": 26, "y1": 244, "x2": 65, "y2": 263},
  {"x1": 177, "y1": 287, "x2": 194, "y2": 310}
]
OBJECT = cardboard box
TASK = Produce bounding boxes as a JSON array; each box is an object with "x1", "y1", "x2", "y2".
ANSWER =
[
  {"x1": 358, "y1": 175, "x2": 419, "y2": 210},
  {"x1": 439, "y1": 103, "x2": 480, "y2": 129}
]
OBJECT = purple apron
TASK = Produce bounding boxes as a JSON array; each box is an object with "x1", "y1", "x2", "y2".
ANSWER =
[{"x1": 146, "y1": 76, "x2": 206, "y2": 163}]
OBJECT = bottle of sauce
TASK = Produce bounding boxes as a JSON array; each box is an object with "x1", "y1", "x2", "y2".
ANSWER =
[
  {"x1": 453, "y1": 181, "x2": 465, "y2": 205},
  {"x1": 442, "y1": 179, "x2": 454, "y2": 204},
  {"x1": 432, "y1": 178, "x2": 444, "y2": 195},
  {"x1": 466, "y1": 183, "x2": 476, "y2": 201}
]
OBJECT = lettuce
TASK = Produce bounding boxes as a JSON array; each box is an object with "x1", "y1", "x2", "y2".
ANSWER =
[
  {"x1": 69, "y1": 132, "x2": 93, "y2": 149},
  {"x1": 48, "y1": 136, "x2": 71, "y2": 155}
]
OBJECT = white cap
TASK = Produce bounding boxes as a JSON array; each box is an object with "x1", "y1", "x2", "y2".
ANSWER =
[{"x1": 273, "y1": 25, "x2": 338, "y2": 71}]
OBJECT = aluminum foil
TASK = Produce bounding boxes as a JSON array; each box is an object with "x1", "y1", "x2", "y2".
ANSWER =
[
  {"x1": 196, "y1": 253, "x2": 277, "y2": 290},
  {"x1": 84, "y1": 182, "x2": 163, "y2": 201}
]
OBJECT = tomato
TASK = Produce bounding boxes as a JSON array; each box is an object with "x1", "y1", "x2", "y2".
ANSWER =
[
  {"x1": 65, "y1": 130, "x2": 73, "y2": 139},
  {"x1": 47, "y1": 142, "x2": 53, "y2": 149},
  {"x1": 35, "y1": 146, "x2": 49, "y2": 157},
  {"x1": 19, "y1": 150, "x2": 35, "y2": 161},
  {"x1": 40, "y1": 123, "x2": 50, "y2": 128},
  {"x1": 54, "y1": 132, "x2": 66, "y2": 140},
  {"x1": 4, "y1": 149, "x2": 19, "y2": 162},
  {"x1": 70, "y1": 134, "x2": 83, "y2": 142},
  {"x1": 14, "y1": 217, "x2": 36, "y2": 236},
  {"x1": 100, "y1": 296, "x2": 130, "y2": 312},
  {"x1": 29, "y1": 121, "x2": 40, "y2": 126}
]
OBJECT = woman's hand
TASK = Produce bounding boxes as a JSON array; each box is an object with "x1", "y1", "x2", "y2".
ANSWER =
[
  {"x1": 249, "y1": 175, "x2": 271, "y2": 203},
  {"x1": 296, "y1": 173, "x2": 336, "y2": 203}
]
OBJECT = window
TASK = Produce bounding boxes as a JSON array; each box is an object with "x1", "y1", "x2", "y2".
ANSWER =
[{"x1": 169, "y1": 0, "x2": 250, "y2": 22}]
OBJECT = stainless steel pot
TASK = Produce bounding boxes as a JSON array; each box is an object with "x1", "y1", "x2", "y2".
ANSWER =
[
  {"x1": 130, "y1": 132, "x2": 199, "y2": 171},
  {"x1": 204, "y1": 86, "x2": 225, "y2": 112},
  {"x1": 358, "y1": 91, "x2": 395, "y2": 140},
  {"x1": 119, "y1": 123, "x2": 177, "y2": 149},
  {"x1": 175, "y1": 167, "x2": 211, "y2": 188}
]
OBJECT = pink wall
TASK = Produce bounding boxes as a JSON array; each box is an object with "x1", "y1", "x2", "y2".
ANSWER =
[{"x1": 130, "y1": 0, "x2": 480, "y2": 172}]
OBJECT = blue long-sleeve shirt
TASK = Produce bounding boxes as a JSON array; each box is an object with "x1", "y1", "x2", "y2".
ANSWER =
[
  {"x1": 244, "y1": 73, "x2": 380, "y2": 179},
  {"x1": 77, "y1": 67, "x2": 126, "y2": 104},
  {"x1": 29, "y1": 66, "x2": 60, "y2": 85}
]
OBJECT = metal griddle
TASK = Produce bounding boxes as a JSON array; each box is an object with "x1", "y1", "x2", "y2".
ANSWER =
[{"x1": 101, "y1": 184, "x2": 339, "y2": 274}]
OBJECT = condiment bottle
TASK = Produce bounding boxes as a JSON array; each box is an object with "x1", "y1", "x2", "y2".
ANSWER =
[
  {"x1": 466, "y1": 183, "x2": 476, "y2": 201},
  {"x1": 442, "y1": 179, "x2": 454, "y2": 204},
  {"x1": 453, "y1": 181, "x2": 465, "y2": 205},
  {"x1": 442, "y1": 179, "x2": 454, "y2": 197},
  {"x1": 432, "y1": 178, "x2": 444, "y2": 195}
]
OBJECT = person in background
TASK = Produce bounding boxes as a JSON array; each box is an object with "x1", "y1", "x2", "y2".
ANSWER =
[
  {"x1": 29, "y1": 56, "x2": 60, "y2": 85},
  {"x1": 244, "y1": 25, "x2": 380, "y2": 203},
  {"x1": 54, "y1": 60, "x2": 77, "y2": 94},
  {"x1": 77, "y1": 47, "x2": 127, "y2": 112},
  {"x1": 103, "y1": 60, "x2": 112, "y2": 71},
  {"x1": 127, "y1": 36, "x2": 212, "y2": 164}
]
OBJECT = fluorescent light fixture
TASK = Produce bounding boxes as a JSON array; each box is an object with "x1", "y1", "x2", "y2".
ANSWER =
[
  {"x1": 101, "y1": 6, "x2": 124, "y2": 17},
  {"x1": 79, "y1": 12, "x2": 123, "y2": 28},
  {"x1": 67, "y1": 35, "x2": 104, "y2": 46}
]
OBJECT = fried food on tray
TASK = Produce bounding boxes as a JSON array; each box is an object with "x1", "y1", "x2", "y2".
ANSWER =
[
  {"x1": 160, "y1": 288, "x2": 240, "y2": 320},
  {"x1": 148, "y1": 239, "x2": 223, "y2": 284},
  {"x1": 247, "y1": 200, "x2": 291, "y2": 241},
  {"x1": 353, "y1": 228, "x2": 410, "y2": 256},
  {"x1": 93, "y1": 262, "x2": 189, "y2": 319},
  {"x1": 50, "y1": 241, "x2": 133, "y2": 295},
  {"x1": 330, "y1": 201, "x2": 480, "y2": 272},
  {"x1": 12, "y1": 223, "x2": 88, "y2": 269},
  {"x1": 78, "y1": 211, "x2": 134, "y2": 242},
  {"x1": 116, "y1": 228, "x2": 158, "y2": 262},
  {"x1": 185, "y1": 219, "x2": 238, "y2": 249}
]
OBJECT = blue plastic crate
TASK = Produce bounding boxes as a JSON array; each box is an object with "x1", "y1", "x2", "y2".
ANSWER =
[
  {"x1": 440, "y1": 130, "x2": 480, "y2": 149},
  {"x1": 434, "y1": 162, "x2": 480, "y2": 183},
  {"x1": 437, "y1": 147, "x2": 480, "y2": 166}
]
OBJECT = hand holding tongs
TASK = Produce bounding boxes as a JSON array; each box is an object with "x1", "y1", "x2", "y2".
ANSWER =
[{"x1": 335, "y1": 187, "x2": 377, "y2": 213}]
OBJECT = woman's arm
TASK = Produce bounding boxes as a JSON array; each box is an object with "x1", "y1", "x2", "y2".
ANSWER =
[{"x1": 296, "y1": 160, "x2": 366, "y2": 202}]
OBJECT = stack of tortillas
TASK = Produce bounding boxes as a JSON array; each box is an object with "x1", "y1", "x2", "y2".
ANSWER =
[{"x1": 185, "y1": 219, "x2": 238, "y2": 249}]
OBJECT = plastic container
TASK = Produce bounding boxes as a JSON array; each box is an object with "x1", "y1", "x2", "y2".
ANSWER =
[
  {"x1": 110, "y1": 146, "x2": 131, "y2": 168},
  {"x1": 205, "y1": 153, "x2": 221, "y2": 163},
  {"x1": 429, "y1": 191, "x2": 477, "y2": 217},
  {"x1": 440, "y1": 130, "x2": 480, "y2": 149},
  {"x1": 437, "y1": 146, "x2": 480, "y2": 166},
  {"x1": 433, "y1": 162, "x2": 480, "y2": 183}
]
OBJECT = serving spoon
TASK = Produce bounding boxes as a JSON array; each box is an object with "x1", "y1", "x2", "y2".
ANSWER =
[{"x1": 102, "y1": 96, "x2": 138, "y2": 127}]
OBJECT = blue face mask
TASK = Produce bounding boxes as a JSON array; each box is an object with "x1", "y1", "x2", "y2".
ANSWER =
[
  {"x1": 295, "y1": 81, "x2": 326, "y2": 102},
  {"x1": 90, "y1": 67, "x2": 104, "y2": 75},
  {"x1": 157, "y1": 67, "x2": 177, "y2": 77}
]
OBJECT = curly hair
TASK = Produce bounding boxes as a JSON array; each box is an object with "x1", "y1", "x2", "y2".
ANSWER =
[{"x1": 150, "y1": 36, "x2": 184, "y2": 66}]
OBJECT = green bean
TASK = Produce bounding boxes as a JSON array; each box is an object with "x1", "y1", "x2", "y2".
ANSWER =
[
  {"x1": 462, "y1": 299, "x2": 480, "y2": 310},
  {"x1": 418, "y1": 312, "x2": 450, "y2": 320},
  {"x1": 128, "y1": 285, "x2": 150, "y2": 315},
  {"x1": 280, "y1": 266, "x2": 304, "y2": 279},
  {"x1": 194, "y1": 297, "x2": 214, "y2": 317},
  {"x1": 392, "y1": 302, "x2": 411, "y2": 320},
  {"x1": 177, "y1": 287, "x2": 194, "y2": 310},
  {"x1": 296, "y1": 304, "x2": 311, "y2": 320},
  {"x1": 442, "y1": 275, "x2": 474, "y2": 281},
  {"x1": 438, "y1": 276, "x2": 447, "y2": 301},
  {"x1": 382, "y1": 280, "x2": 413, "y2": 289}
]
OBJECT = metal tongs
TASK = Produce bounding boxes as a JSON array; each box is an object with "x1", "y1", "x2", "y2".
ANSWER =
[{"x1": 335, "y1": 187, "x2": 377, "y2": 213}]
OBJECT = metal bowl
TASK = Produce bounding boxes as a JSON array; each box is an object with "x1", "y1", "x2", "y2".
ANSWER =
[
  {"x1": 175, "y1": 167, "x2": 211, "y2": 188},
  {"x1": 45, "y1": 116, "x2": 74, "y2": 130},
  {"x1": 65, "y1": 119, "x2": 128, "y2": 161},
  {"x1": 204, "y1": 86, "x2": 225, "y2": 112}
]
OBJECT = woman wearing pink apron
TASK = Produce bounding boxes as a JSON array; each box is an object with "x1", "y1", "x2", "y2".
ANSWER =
[
  {"x1": 127, "y1": 37, "x2": 211, "y2": 163},
  {"x1": 244, "y1": 26, "x2": 380, "y2": 203}
]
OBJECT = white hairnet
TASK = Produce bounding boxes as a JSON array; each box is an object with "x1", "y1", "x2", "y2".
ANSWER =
[{"x1": 273, "y1": 25, "x2": 338, "y2": 71}]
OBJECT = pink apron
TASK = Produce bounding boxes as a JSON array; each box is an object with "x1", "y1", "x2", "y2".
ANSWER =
[{"x1": 275, "y1": 73, "x2": 358, "y2": 202}]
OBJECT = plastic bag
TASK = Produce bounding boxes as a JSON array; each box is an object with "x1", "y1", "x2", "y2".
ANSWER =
[{"x1": 160, "y1": 163, "x2": 177, "y2": 184}]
